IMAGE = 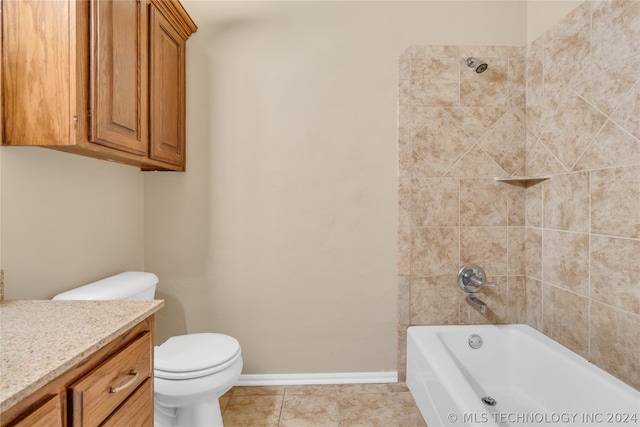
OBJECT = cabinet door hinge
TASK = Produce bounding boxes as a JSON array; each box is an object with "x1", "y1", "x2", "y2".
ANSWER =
[{"x1": 73, "y1": 116, "x2": 78, "y2": 129}]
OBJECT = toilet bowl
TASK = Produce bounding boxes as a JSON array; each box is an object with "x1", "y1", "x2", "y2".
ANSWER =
[
  {"x1": 53, "y1": 272, "x2": 242, "y2": 427},
  {"x1": 154, "y1": 333, "x2": 243, "y2": 427}
]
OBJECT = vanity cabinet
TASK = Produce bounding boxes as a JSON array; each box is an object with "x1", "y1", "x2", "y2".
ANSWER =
[
  {"x1": 1, "y1": 318, "x2": 154, "y2": 427},
  {"x1": 1, "y1": 0, "x2": 196, "y2": 171},
  {"x1": 68, "y1": 332, "x2": 152, "y2": 426}
]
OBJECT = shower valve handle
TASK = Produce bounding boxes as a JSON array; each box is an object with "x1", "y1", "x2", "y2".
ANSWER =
[
  {"x1": 457, "y1": 264, "x2": 497, "y2": 293},
  {"x1": 468, "y1": 275, "x2": 497, "y2": 288}
]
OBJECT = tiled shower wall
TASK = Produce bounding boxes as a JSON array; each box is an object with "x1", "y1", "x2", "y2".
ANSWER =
[
  {"x1": 397, "y1": 45, "x2": 531, "y2": 380},
  {"x1": 524, "y1": 1, "x2": 639, "y2": 390},
  {"x1": 398, "y1": 0, "x2": 639, "y2": 390}
]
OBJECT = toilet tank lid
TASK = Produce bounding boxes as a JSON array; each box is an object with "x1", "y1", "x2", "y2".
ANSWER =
[{"x1": 52, "y1": 272, "x2": 158, "y2": 300}]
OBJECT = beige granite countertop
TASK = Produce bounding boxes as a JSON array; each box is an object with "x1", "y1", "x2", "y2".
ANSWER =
[{"x1": 0, "y1": 299, "x2": 164, "y2": 412}]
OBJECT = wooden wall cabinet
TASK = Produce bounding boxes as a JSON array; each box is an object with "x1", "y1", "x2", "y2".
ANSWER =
[
  {"x1": 2, "y1": 318, "x2": 154, "y2": 427},
  {"x1": 1, "y1": 0, "x2": 196, "y2": 171}
]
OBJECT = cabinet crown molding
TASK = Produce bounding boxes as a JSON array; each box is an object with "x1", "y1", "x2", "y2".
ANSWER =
[{"x1": 149, "y1": 0, "x2": 197, "y2": 39}]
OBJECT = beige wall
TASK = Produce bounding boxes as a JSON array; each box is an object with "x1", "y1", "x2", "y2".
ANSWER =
[
  {"x1": 143, "y1": 1, "x2": 528, "y2": 374},
  {"x1": 399, "y1": 0, "x2": 640, "y2": 390},
  {"x1": 526, "y1": 0, "x2": 584, "y2": 42},
  {"x1": 1, "y1": 147, "x2": 144, "y2": 299}
]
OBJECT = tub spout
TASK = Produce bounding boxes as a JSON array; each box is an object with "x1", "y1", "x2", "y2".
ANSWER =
[{"x1": 466, "y1": 295, "x2": 487, "y2": 314}]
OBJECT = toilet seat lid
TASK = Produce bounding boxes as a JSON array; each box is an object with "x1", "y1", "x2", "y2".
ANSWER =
[{"x1": 154, "y1": 333, "x2": 241, "y2": 374}]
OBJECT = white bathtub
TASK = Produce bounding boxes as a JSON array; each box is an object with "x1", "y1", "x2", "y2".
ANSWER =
[{"x1": 407, "y1": 325, "x2": 640, "y2": 427}]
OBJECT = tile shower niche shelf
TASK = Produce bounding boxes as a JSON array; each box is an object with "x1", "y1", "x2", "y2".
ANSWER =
[{"x1": 494, "y1": 176, "x2": 550, "y2": 186}]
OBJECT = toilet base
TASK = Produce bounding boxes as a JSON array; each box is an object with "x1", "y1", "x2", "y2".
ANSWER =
[
  {"x1": 153, "y1": 345, "x2": 242, "y2": 427},
  {"x1": 154, "y1": 398, "x2": 223, "y2": 427},
  {"x1": 154, "y1": 401, "x2": 177, "y2": 427}
]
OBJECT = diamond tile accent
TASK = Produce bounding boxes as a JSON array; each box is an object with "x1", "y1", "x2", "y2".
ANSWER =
[
  {"x1": 444, "y1": 145, "x2": 506, "y2": 178},
  {"x1": 573, "y1": 56, "x2": 640, "y2": 116},
  {"x1": 444, "y1": 107, "x2": 506, "y2": 141},
  {"x1": 412, "y1": 109, "x2": 473, "y2": 176},
  {"x1": 525, "y1": 141, "x2": 568, "y2": 176},
  {"x1": 540, "y1": 95, "x2": 608, "y2": 170},
  {"x1": 574, "y1": 120, "x2": 640, "y2": 171},
  {"x1": 611, "y1": 79, "x2": 640, "y2": 140},
  {"x1": 477, "y1": 108, "x2": 526, "y2": 175}
]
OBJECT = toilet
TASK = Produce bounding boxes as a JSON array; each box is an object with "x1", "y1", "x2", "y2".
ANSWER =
[{"x1": 53, "y1": 272, "x2": 242, "y2": 427}]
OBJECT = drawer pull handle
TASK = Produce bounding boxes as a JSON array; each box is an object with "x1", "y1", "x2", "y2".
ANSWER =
[{"x1": 109, "y1": 369, "x2": 139, "y2": 393}]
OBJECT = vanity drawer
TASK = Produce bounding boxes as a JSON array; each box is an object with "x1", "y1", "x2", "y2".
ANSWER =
[
  {"x1": 100, "y1": 379, "x2": 152, "y2": 427},
  {"x1": 68, "y1": 332, "x2": 151, "y2": 427}
]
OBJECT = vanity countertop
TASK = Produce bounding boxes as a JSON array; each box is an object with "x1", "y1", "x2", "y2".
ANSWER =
[{"x1": 0, "y1": 299, "x2": 164, "y2": 412}]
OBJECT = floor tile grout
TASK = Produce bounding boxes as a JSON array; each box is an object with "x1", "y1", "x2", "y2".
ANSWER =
[
  {"x1": 221, "y1": 383, "x2": 426, "y2": 427},
  {"x1": 276, "y1": 390, "x2": 285, "y2": 426}
]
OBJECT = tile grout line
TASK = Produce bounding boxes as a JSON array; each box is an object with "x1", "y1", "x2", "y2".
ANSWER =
[{"x1": 275, "y1": 387, "x2": 287, "y2": 427}]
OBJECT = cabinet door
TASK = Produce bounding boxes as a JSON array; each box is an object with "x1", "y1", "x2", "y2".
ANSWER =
[
  {"x1": 8, "y1": 395, "x2": 63, "y2": 427},
  {"x1": 90, "y1": 0, "x2": 148, "y2": 155},
  {"x1": 1, "y1": 0, "x2": 3, "y2": 146},
  {"x1": 1, "y1": 0, "x2": 73, "y2": 146},
  {"x1": 149, "y1": 4, "x2": 186, "y2": 168}
]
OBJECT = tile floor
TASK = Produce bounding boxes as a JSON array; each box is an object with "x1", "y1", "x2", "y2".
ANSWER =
[{"x1": 219, "y1": 383, "x2": 427, "y2": 427}]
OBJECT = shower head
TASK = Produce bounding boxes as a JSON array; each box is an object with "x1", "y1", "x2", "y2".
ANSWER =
[{"x1": 466, "y1": 57, "x2": 488, "y2": 73}]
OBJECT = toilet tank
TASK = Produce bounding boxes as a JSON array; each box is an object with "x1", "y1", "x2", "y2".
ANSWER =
[{"x1": 52, "y1": 272, "x2": 158, "y2": 300}]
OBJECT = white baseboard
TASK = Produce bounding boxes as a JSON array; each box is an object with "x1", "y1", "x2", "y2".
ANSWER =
[{"x1": 236, "y1": 372, "x2": 398, "y2": 387}]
